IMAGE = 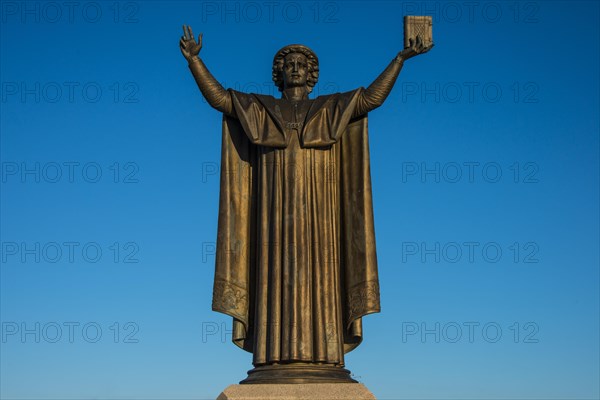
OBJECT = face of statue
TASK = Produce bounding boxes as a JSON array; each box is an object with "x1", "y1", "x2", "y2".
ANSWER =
[{"x1": 282, "y1": 53, "x2": 309, "y2": 90}]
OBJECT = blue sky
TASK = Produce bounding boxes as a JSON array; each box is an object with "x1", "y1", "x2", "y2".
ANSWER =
[{"x1": 1, "y1": 1, "x2": 598, "y2": 399}]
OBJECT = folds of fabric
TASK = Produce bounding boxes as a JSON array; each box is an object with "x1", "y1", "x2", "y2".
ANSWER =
[{"x1": 212, "y1": 89, "x2": 380, "y2": 366}]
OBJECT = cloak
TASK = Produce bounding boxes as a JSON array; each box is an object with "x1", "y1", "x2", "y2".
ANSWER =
[{"x1": 211, "y1": 88, "x2": 380, "y2": 366}]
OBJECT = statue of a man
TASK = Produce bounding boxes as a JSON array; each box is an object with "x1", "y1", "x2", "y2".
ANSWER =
[{"x1": 180, "y1": 26, "x2": 432, "y2": 384}]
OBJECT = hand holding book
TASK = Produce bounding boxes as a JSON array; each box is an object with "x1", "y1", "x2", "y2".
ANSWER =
[
  {"x1": 398, "y1": 16, "x2": 434, "y2": 62},
  {"x1": 398, "y1": 35, "x2": 434, "y2": 61}
]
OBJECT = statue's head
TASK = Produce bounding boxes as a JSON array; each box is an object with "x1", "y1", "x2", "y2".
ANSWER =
[{"x1": 272, "y1": 44, "x2": 319, "y2": 93}]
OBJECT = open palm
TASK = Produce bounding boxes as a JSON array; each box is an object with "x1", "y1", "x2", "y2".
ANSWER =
[{"x1": 180, "y1": 25, "x2": 202, "y2": 61}]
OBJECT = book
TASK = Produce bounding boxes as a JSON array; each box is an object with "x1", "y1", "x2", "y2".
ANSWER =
[{"x1": 404, "y1": 16, "x2": 433, "y2": 48}]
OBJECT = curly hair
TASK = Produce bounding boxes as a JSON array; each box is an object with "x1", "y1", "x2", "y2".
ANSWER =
[{"x1": 272, "y1": 44, "x2": 319, "y2": 93}]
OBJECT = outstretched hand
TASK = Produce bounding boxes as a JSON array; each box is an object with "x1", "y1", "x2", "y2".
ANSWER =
[
  {"x1": 398, "y1": 35, "x2": 434, "y2": 61},
  {"x1": 180, "y1": 25, "x2": 202, "y2": 61}
]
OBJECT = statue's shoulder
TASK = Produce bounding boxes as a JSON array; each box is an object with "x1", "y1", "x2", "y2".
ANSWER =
[
  {"x1": 312, "y1": 89, "x2": 362, "y2": 104},
  {"x1": 229, "y1": 89, "x2": 269, "y2": 101},
  {"x1": 228, "y1": 90, "x2": 276, "y2": 110},
  {"x1": 252, "y1": 92, "x2": 275, "y2": 100}
]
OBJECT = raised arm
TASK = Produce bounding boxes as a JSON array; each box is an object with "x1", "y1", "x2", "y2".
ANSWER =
[
  {"x1": 180, "y1": 26, "x2": 233, "y2": 115},
  {"x1": 353, "y1": 35, "x2": 433, "y2": 117}
]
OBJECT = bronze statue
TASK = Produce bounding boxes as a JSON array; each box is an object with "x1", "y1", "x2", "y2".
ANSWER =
[{"x1": 180, "y1": 25, "x2": 433, "y2": 384}]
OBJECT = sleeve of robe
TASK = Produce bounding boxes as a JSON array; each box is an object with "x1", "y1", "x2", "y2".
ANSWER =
[{"x1": 212, "y1": 88, "x2": 380, "y2": 353}]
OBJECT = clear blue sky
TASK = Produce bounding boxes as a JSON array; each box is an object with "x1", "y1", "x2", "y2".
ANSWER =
[{"x1": 1, "y1": 1, "x2": 598, "y2": 399}]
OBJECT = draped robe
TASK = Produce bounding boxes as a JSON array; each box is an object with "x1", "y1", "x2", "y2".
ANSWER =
[{"x1": 211, "y1": 88, "x2": 380, "y2": 367}]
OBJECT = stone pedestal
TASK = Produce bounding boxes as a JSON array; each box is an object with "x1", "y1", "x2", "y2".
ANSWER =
[{"x1": 216, "y1": 383, "x2": 376, "y2": 399}]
